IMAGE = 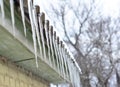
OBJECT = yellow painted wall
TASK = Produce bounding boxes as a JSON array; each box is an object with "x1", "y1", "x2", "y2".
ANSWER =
[{"x1": 0, "y1": 57, "x2": 49, "y2": 87}]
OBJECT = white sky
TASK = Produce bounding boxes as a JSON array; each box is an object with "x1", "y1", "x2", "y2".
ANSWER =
[
  {"x1": 100, "y1": 0, "x2": 120, "y2": 18},
  {"x1": 34, "y1": 0, "x2": 120, "y2": 40},
  {"x1": 36, "y1": 0, "x2": 120, "y2": 43},
  {"x1": 35, "y1": 0, "x2": 120, "y2": 18}
]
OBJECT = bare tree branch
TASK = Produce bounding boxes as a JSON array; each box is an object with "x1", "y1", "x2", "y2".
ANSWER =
[{"x1": 46, "y1": 0, "x2": 120, "y2": 86}]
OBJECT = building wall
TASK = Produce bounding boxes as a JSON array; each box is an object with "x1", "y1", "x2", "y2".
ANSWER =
[{"x1": 0, "y1": 56, "x2": 49, "y2": 87}]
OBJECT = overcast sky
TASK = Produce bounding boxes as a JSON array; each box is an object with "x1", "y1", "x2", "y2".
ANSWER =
[
  {"x1": 35, "y1": 0, "x2": 120, "y2": 18},
  {"x1": 34, "y1": 0, "x2": 120, "y2": 41}
]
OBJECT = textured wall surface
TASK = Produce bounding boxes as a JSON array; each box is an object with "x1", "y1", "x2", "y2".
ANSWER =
[{"x1": 0, "y1": 56, "x2": 49, "y2": 87}]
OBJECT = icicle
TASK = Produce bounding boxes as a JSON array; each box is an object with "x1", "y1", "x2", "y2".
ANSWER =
[
  {"x1": 32, "y1": 5, "x2": 42, "y2": 59},
  {"x1": 10, "y1": 0, "x2": 15, "y2": 36},
  {"x1": 67, "y1": 59, "x2": 73, "y2": 86},
  {"x1": 28, "y1": 0, "x2": 38, "y2": 68},
  {"x1": 0, "y1": 0, "x2": 5, "y2": 20},
  {"x1": 64, "y1": 49, "x2": 70, "y2": 80},
  {"x1": 52, "y1": 32, "x2": 59, "y2": 71},
  {"x1": 49, "y1": 26, "x2": 55, "y2": 69},
  {"x1": 76, "y1": 69, "x2": 81, "y2": 87},
  {"x1": 56, "y1": 37, "x2": 63, "y2": 75},
  {"x1": 71, "y1": 62, "x2": 76, "y2": 87},
  {"x1": 61, "y1": 43, "x2": 67, "y2": 79},
  {"x1": 57, "y1": 41, "x2": 62, "y2": 75},
  {"x1": 38, "y1": 13, "x2": 47, "y2": 62},
  {"x1": 70, "y1": 58, "x2": 81, "y2": 87},
  {"x1": 53, "y1": 39, "x2": 59, "y2": 70},
  {"x1": 75, "y1": 69, "x2": 79, "y2": 87},
  {"x1": 58, "y1": 41, "x2": 65, "y2": 77},
  {"x1": 45, "y1": 20, "x2": 52, "y2": 66},
  {"x1": 19, "y1": 0, "x2": 27, "y2": 36},
  {"x1": 61, "y1": 44, "x2": 68, "y2": 79},
  {"x1": 75, "y1": 64, "x2": 81, "y2": 87},
  {"x1": 75, "y1": 66, "x2": 80, "y2": 87},
  {"x1": 63, "y1": 52, "x2": 67, "y2": 79},
  {"x1": 70, "y1": 66, "x2": 74, "y2": 86},
  {"x1": 53, "y1": 32, "x2": 60, "y2": 73},
  {"x1": 67, "y1": 53, "x2": 81, "y2": 87},
  {"x1": 72, "y1": 67, "x2": 76, "y2": 87},
  {"x1": 73, "y1": 66, "x2": 77, "y2": 87},
  {"x1": 67, "y1": 56, "x2": 75, "y2": 87},
  {"x1": 70, "y1": 58, "x2": 75, "y2": 86},
  {"x1": 76, "y1": 67, "x2": 80, "y2": 87}
]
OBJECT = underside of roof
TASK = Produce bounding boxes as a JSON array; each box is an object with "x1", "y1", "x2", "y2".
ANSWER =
[
  {"x1": 0, "y1": 0, "x2": 81, "y2": 86},
  {"x1": 0, "y1": 21, "x2": 66, "y2": 84}
]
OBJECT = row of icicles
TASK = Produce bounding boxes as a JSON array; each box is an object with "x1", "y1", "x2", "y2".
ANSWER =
[{"x1": 0, "y1": 0, "x2": 81, "y2": 87}]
